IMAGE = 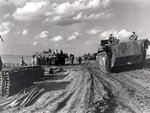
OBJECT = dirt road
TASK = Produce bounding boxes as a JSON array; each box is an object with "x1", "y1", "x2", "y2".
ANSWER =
[
  {"x1": 2, "y1": 61, "x2": 150, "y2": 113},
  {"x1": 85, "y1": 62, "x2": 150, "y2": 113}
]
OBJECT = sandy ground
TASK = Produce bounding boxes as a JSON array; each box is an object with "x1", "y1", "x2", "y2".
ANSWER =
[{"x1": 1, "y1": 60, "x2": 150, "y2": 113}]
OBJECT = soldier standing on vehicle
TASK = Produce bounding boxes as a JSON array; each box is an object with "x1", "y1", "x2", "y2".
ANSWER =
[
  {"x1": 108, "y1": 34, "x2": 115, "y2": 43},
  {"x1": 129, "y1": 32, "x2": 138, "y2": 40},
  {"x1": 108, "y1": 34, "x2": 119, "y2": 44}
]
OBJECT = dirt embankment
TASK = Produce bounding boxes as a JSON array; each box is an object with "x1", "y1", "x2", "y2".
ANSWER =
[{"x1": 2, "y1": 61, "x2": 150, "y2": 113}]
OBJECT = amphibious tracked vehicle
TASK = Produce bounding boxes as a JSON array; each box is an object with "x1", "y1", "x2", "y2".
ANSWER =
[{"x1": 96, "y1": 39, "x2": 149, "y2": 73}]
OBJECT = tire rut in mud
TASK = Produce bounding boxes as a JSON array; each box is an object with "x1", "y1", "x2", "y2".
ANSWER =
[
  {"x1": 85, "y1": 68, "x2": 117, "y2": 113},
  {"x1": 110, "y1": 72, "x2": 150, "y2": 112},
  {"x1": 85, "y1": 63, "x2": 141, "y2": 113},
  {"x1": 53, "y1": 66, "x2": 89, "y2": 113}
]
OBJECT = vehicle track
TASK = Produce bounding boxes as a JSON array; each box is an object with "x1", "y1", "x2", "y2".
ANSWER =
[
  {"x1": 3, "y1": 63, "x2": 150, "y2": 113},
  {"x1": 85, "y1": 62, "x2": 144, "y2": 113}
]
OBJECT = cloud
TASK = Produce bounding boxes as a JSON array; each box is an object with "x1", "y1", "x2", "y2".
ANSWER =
[
  {"x1": 0, "y1": 21, "x2": 15, "y2": 35},
  {"x1": 68, "y1": 32, "x2": 80, "y2": 40},
  {"x1": 74, "y1": 12, "x2": 113, "y2": 20},
  {"x1": 100, "y1": 30, "x2": 115, "y2": 39},
  {"x1": 114, "y1": 29, "x2": 132, "y2": 41},
  {"x1": 46, "y1": 16, "x2": 81, "y2": 26},
  {"x1": 22, "y1": 29, "x2": 29, "y2": 35},
  {"x1": 9, "y1": 0, "x2": 29, "y2": 6},
  {"x1": 100, "y1": 0, "x2": 110, "y2": 7},
  {"x1": 13, "y1": 1, "x2": 49, "y2": 20},
  {"x1": 48, "y1": 11, "x2": 113, "y2": 25},
  {"x1": 32, "y1": 41, "x2": 38, "y2": 46},
  {"x1": 12, "y1": 0, "x2": 111, "y2": 26},
  {"x1": 1, "y1": 21, "x2": 14, "y2": 29},
  {"x1": 53, "y1": 0, "x2": 102, "y2": 15},
  {"x1": 49, "y1": 12, "x2": 113, "y2": 26},
  {"x1": 0, "y1": 0, "x2": 7, "y2": 6},
  {"x1": 35, "y1": 31, "x2": 63, "y2": 42},
  {"x1": 35, "y1": 31, "x2": 49, "y2": 39},
  {"x1": 51, "y1": 36, "x2": 63, "y2": 41},
  {"x1": 87, "y1": 26, "x2": 102, "y2": 35},
  {"x1": 45, "y1": 0, "x2": 111, "y2": 25},
  {"x1": 51, "y1": 0, "x2": 110, "y2": 16},
  {"x1": 3, "y1": 13, "x2": 10, "y2": 18},
  {"x1": 0, "y1": 0, "x2": 30, "y2": 6}
]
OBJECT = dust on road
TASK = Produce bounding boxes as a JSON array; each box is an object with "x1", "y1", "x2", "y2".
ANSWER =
[{"x1": 2, "y1": 61, "x2": 150, "y2": 113}]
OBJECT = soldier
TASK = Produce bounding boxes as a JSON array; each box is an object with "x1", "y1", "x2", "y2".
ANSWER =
[
  {"x1": 78, "y1": 56, "x2": 82, "y2": 65},
  {"x1": 108, "y1": 34, "x2": 115, "y2": 43},
  {"x1": 31, "y1": 56, "x2": 34, "y2": 66},
  {"x1": 60, "y1": 50, "x2": 63, "y2": 54},
  {"x1": 20, "y1": 57, "x2": 25, "y2": 66},
  {"x1": 129, "y1": 32, "x2": 138, "y2": 40},
  {"x1": 55, "y1": 49, "x2": 59, "y2": 54},
  {"x1": 48, "y1": 48, "x2": 52, "y2": 53},
  {"x1": 70, "y1": 54, "x2": 74, "y2": 65},
  {"x1": 84, "y1": 54, "x2": 87, "y2": 60},
  {"x1": 0, "y1": 57, "x2": 2, "y2": 71},
  {"x1": 34, "y1": 56, "x2": 38, "y2": 66},
  {"x1": 108, "y1": 34, "x2": 119, "y2": 44}
]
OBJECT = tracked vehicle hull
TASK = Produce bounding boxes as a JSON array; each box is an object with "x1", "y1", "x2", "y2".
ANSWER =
[{"x1": 96, "y1": 39, "x2": 149, "y2": 73}]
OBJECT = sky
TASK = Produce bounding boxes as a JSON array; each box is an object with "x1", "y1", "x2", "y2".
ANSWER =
[{"x1": 0, "y1": 0, "x2": 150, "y2": 56}]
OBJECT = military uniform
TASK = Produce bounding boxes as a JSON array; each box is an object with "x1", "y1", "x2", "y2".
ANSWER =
[{"x1": 129, "y1": 32, "x2": 138, "y2": 40}]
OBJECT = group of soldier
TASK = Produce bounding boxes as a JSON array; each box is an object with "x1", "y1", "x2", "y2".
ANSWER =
[
  {"x1": 30, "y1": 49, "x2": 67, "y2": 66},
  {"x1": 20, "y1": 49, "x2": 82, "y2": 66},
  {"x1": 108, "y1": 32, "x2": 138, "y2": 44}
]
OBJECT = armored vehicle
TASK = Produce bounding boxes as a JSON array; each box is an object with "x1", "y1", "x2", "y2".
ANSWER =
[{"x1": 96, "y1": 39, "x2": 149, "y2": 73}]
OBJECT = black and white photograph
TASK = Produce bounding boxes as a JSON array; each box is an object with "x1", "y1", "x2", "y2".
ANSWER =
[{"x1": 0, "y1": 0, "x2": 150, "y2": 113}]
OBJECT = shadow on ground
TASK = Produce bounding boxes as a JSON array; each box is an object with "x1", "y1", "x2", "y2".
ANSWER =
[
  {"x1": 110, "y1": 58, "x2": 150, "y2": 73},
  {"x1": 40, "y1": 81, "x2": 70, "y2": 92},
  {"x1": 35, "y1": 72, "x2": 68, "y2": 82}
]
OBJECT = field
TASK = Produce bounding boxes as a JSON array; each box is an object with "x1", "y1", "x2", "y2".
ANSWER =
[{"x1": 1, "y1": 59, "x2": 150, "y2": 113}]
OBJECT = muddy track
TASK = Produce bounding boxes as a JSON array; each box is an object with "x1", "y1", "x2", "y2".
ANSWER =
[
  {"x1": 54, "y1": 66, "x2": 112, "y2": 113},
  {"x1": 85, "y1": 64, "x2": 134, "y2": 113},
  {"x1": 85, "y1": 62, "x2": 150, "y2": 113},
  {"x1": 38, "y1": 66, "x2": 116, "y2": 113},
  {"x1": 2, "y1": 63, "x2": 150, "y2": 113},
  {"x1": 89, "y1": 73, "x2": 117, "y2": 113}
]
